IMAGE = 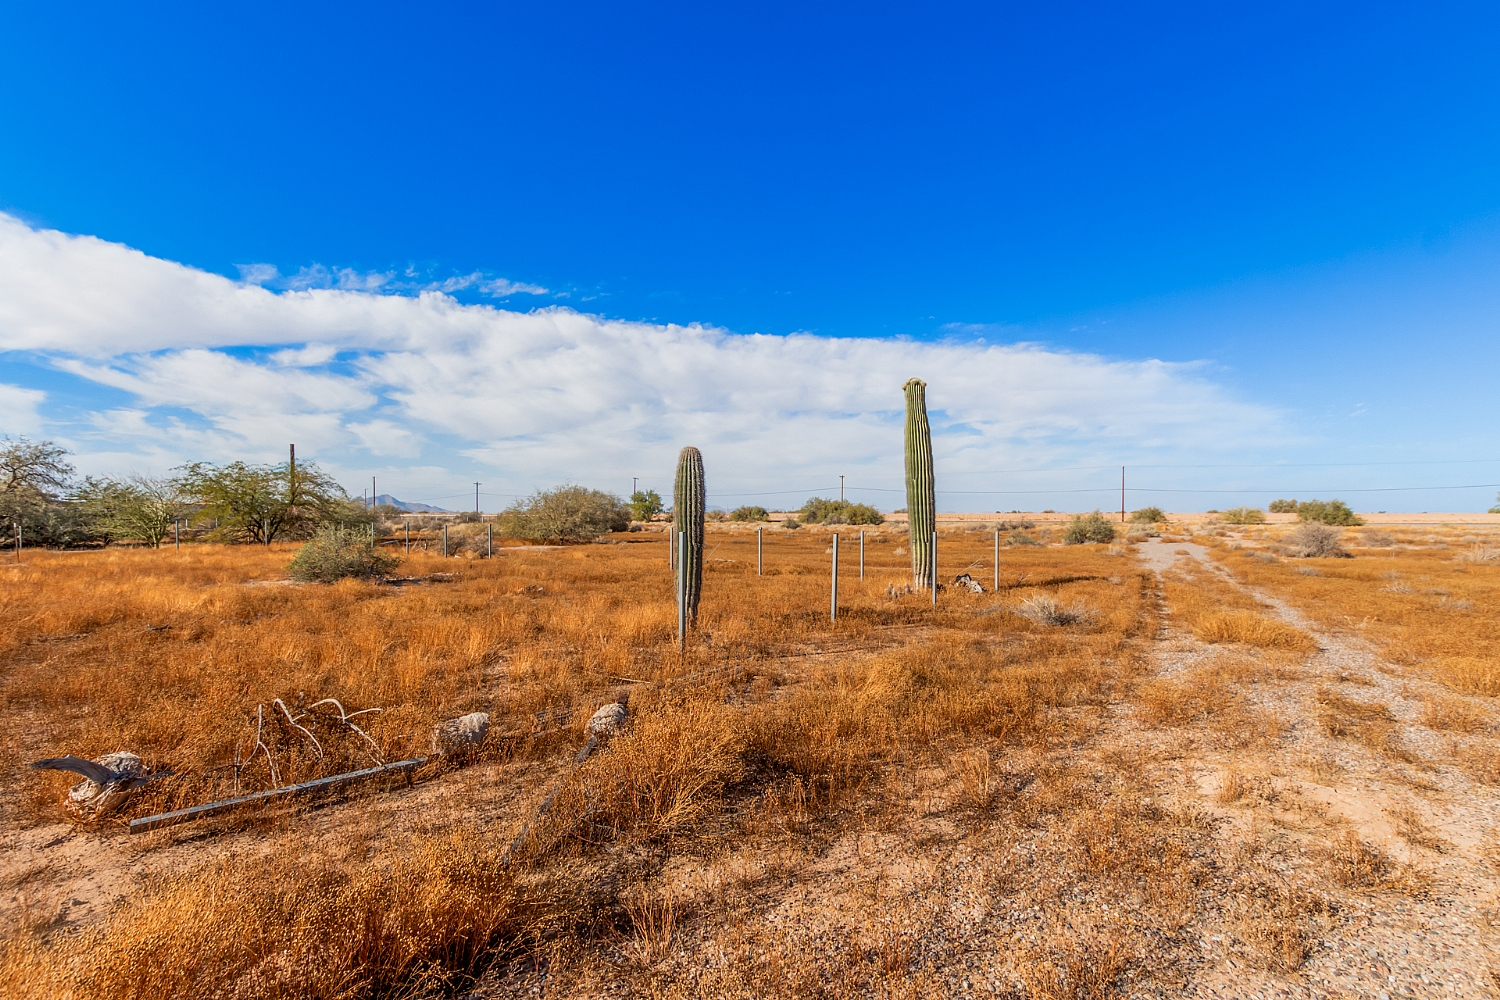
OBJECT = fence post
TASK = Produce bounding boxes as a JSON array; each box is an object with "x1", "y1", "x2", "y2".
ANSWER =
[
  {"x1": 174, "y1": 520, "x2": 180, "y2": 550},
  {"x1": 831, "y1": 532, "x2": 839, "y2": 621},
  {"x1": 931, "y1": 530, "x2": 938, "y2": 606},
  {"x1": 757, "y1": 527, "x2": 763, "y2": 576},
  {"x1": 669, "y1": 525, "x2": 675, "y2": 569},
  {"x1": 994, "y1": 529, "x2": 999, "y2": 591},
  {"x1": 677, "y1": 530, "x2": 687, "y2": 652},
  {"x1": 442, "y1": 525, "x2": 448, "y2": 557},
  {"x1": 405, "y1": 520, "x2": 410, "y2": 555},
  {"x1": 859, "y1": 530, "x2": 865, "y2": 579},
  {"x1": 263, "y1": 519, "x2": 270, "y2": 547},
  {"x1": 487, "y1": 523, "x2": 492, "y2": 558}
]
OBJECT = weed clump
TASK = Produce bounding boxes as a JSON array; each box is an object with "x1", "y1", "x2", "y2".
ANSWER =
[
  {"x1": 1007, "y1": 530, "x2": 1041, "y2": 545},
  {"x1": 728, "y1": 505, "x2": 769, "y2": 522},
  {"x1": 1220, "y1": 507, "x2": 1267, "y2": 524},
  {"x1": 1062, "y1": 511, "x2": 1116, "y2": 545},
  {"x1": 1014, "y1": 593, "x2": 1095, "y2": 626},
  {"x1": 288, "y1": 525, "x2": 398, "y2": 582},
  {"x1": 1129, "y1": 506, "x2": 1167, "y2": 523},
  {"x1": 499, "y1": 485, "x2": 629, "y2": 542},
  {"x1": 1285, "y1": 523, "x2": 1348, "y2": 559}
]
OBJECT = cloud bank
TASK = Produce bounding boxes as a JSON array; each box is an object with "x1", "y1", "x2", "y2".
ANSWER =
[{"x1": 0, "y1": 213, "x2": 1282, "y2": 503}]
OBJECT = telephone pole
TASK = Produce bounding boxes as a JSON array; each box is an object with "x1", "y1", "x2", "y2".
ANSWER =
[
  {"x1": 840, "y1": 475, "x2": 845, "y2": 502},
  {"x1": 474, "y1": 482, "x2": 481, "y2": 513}
]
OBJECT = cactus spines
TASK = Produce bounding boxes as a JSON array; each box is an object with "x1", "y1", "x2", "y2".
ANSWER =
[
  {"x1": 903, "y1": 378, "x2": 936, "y2": 591},
  {"x1": 673, "y1": 446, "x2": 706, "y2": 624}
]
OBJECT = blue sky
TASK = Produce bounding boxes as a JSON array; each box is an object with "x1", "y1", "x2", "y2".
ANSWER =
[{"x1": 2, "y1": 2, "x2": 1499, "y2": 511}]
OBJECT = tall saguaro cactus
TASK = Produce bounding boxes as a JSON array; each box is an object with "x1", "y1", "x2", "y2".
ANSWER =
[
  {"x1": 674, "y1": 446, "x2": 706, "y2": 624},
  {"x1": 903, "y1": 378, "x2": 936, "y2": 590}
]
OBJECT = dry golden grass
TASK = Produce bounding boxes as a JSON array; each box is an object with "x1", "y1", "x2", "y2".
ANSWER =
[
  {"x1": 4, "y1": 522, "x2": 1495, "y2": 998},
  {"x1": 1213, "y1": 526, "x2": 1500, "y2": 695}
]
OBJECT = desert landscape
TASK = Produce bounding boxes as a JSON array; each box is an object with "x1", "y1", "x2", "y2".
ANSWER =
[{"x1": 3, "y1": 511, "x2": 1499, "y2": 999}]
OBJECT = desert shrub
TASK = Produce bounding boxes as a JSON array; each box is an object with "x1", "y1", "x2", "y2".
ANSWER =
[
  {"x1": 1295, "y1": 499, "x2": 1364, "y2": 526},
  {"x1": 705, "y1": 509, "x2": 728, "y2": 522},
  {"x1": 1127, "y1": 522, "x2": 1160, "y2": 538},
  {"x1": 1268, "y1": 499, "x2": 1299, "y2": 513},
  {"x1": 729, "y1": 505, "x2": 769, "y2": 522},
  {"x1": 1285, "y1": 522, "x2": 1347, "y2": 559},
  {"x1": 498, "y1": 485, "x2": 629, "y2": 542},
  {"x1": 1006, "y1": 531, "x2": 1041, "y2": 545},
  {"x1": 1129, "y1": 506, "x2": 1167, "y2": 523},
  {"x1": 781, "y1": 517, "x2": 801, "y2": 529},
  {"x1": 1062, "y1": 510, "x2": 1116, "y2": 545},
  {"x1": 799, "y1": 497, "x2": 884, "y2": 525},
  {"x1": 288, "y1": 525, "x2": 399, "y2": 582},
  {"x1": 1220, "y1": 506, "x2": 1267, "y2": 524}
]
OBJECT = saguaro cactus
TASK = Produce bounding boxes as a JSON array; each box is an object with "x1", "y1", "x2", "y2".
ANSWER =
[
  {"x1": 674, "y1": 446, "x2": 706, "y2": 624},
  {"x1": 903, "y1": 378, "x2": 936, "y2": 590}
]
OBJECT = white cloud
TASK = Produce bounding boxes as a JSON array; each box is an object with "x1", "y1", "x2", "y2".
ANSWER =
[
  {"x1": 0, "y1": 212, "x2": 1285, "y2": 502},
  {"x1": 0, "y1": 383, "x2": 47, "y2": 436},
  {"x1": 235, "y1": 263, "x2": 280, "y2": 285},
  {"x1": 479, "y1": 277, "x2": 550, "y2": 297}
]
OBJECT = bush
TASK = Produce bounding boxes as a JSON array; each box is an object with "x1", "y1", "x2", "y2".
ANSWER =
[
  {"x1": 781, "y1": 517, "x2": 802, "y2": 529},
  {"x1": 729, "y1": 505, "x2": 768, "y2": 522},
  {"x1": 1220, "y1": 506, "x2": 1267, "y2": 524},
  {"x1": 1062, "y1": 511, "x2": 1116, "y2": 545},
  {"x1": 288, "y1": 526, "x2": 399, "y2": 582},
  {"x1": 1268, "y1": 499, "x2": 1299, "y2": 513},
  {"x1": 498, "y1": 485, "x2": 629, "y2": 542},
  {"x1": 705, "y1": 509, "x2": 729, "y2": 522},
  {"x1": 799, "y1": 497, "x2": 884, "y2": 525},
  {"x1": 1296, "y1": 499, "x2": 1364, "y2": 526},
  {"x1": 1285, "y1": 522, "x2": 1348, "y2": 559},
  {"x1": 1129, "y1": 507, "x2": 1167, "y2": 523},
  {"x1": 1006, "y1": 531, "x2": 1041, "y2": 546}
]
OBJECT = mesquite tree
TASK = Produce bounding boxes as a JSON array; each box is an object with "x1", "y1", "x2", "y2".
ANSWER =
[
  {"x1": 673, "y1": 446, "x2": 706, "y2": 624},
  {"x1": 903, "y1": 378, "x2": 936, "y2": 590}
]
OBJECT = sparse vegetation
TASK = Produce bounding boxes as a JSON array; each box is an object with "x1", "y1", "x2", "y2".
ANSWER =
[
  {"x1": 287, "y1": 524, "x2": 400, "y2": 582},
  {"x1": 1285, "y1": 522, "x2": 1348, "y2": 558},
  {"x1": 1129, "y1": 506, "x2": 1167, "y2": 523},
  {"x1": 798, "y1": 497, "x2": 884, "y2": 525},
  {"x1": 1062, "y1": 510, "x2": 1116, "y2": 544},
  {"x1": 1269, "y1": 499, "x2": 1299, "y2": 513},
  {"x1": 498, "y1": 484, "x2": 629, "y2": 542},
  {"x1": 1294, "y1": 498, "x2": 1364, "y2": 526},
  {"x1": 728, "y1": 505, "x2": 768, "y2": 522},
  {"x1": 1220, "y1": 506, "x2": 1267, "y2": 524}
]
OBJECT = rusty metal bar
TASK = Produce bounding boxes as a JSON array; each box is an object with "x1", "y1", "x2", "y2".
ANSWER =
[{"x1": 128, "y1": 757, "x2": 427, "y2": 834}]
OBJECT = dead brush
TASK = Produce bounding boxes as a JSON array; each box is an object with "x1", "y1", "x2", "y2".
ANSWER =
[
  {"x1": 1016, "y1": 921, "x2": 1127, "y2": 1000},
  {"x1": 1317, "y1": 689, "x2": 1406, "y2": 758},
  {"x1": 1229, "y1": 881, "x2": 1320, "y2": 973},
  {"x1": 1457, "y1": 543, "x2": 1500, "y2": 564},
  {"x1": 1189, "y1": 610, "x2": 1316, "y2": 650},
  {"x1": 1013, "y1": 593, "x2": 1095, "y2": 627},
  {"x1": 1213, "y1": 768, "x2": 1247, "y2": 805},
  {"x1": 1387, "y1": 803, "x2": 1451, "y2": 853},
  {"x1": 620, "y1": 884, "x2": 681, "y2": 968},
  {"x1": 1325, "y1": 829, "x2": 1393, "y2": 888},
  {"x1": 1421, "y1": 694, "x2": 1490, "y2": 733},
  {"x1": 951, "y1": 748, "x2": 993, "y2": 811}
]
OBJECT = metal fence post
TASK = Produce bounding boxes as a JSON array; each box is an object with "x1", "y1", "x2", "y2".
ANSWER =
[
  {"x1": 757, "y1": 527, "x2": 763, "y2": 575},
  {"x1": 859, "y1": 530, "x2": 865, "y2": 578},
  {"x1": 442, "y1": 525, "x2": 448, "y2": 557},
  {"x1": 174, "y1": 520, "x2": 180, "y2": 550},
  {"x1": 405, "y1": 520, "x2": 410, "y2": 554},
  {"x1": 994, "y1": 529, "x2": 1000, "y2": 591},
  {"x1": 831, "y1": 532, "x2": 839, "y2": 621},
  {"x1": 931, "y1": 530, "x2": 938, "y2": 606},
  {"x1": 677, "y1": 530, "x2": 687, "y2": 652},
  {"x1": 487, "y1": 523, "x2": 493, "y2": 558}
]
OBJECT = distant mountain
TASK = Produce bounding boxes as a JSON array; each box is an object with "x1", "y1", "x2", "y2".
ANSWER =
[{"x1": 372, "y1": 494, "x2": 453, "y2": 513}]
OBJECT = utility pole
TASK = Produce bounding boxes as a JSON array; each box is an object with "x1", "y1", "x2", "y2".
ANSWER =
[
  {"x1": 474, "y1": 482, "x2": 481, "y2": 514},
  {"x1": 633, "y1": 477, "x2": 638, "y2": 496},
  {"x1": 840, "y1": 475, "x2": 845, "y2": 502},
  {"x1": 372, "y1": 476, "x2": 377, "y2": 510}
]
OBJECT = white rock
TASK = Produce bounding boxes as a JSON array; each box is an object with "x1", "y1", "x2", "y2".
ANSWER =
[
  {"x1": 587, "y1": 702, "x2": 630, "y2": 737},
  {"x1": 432, "y1": 712, "x2": 490, "y2": 756}
]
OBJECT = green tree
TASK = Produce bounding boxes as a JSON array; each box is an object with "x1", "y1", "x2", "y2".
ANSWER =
[
  {"x1": 77, "y1": 474, "x2": 193, "y2": 547},
  {"x1": 499, "y1": 485, "x2": 629, "y2": 542},
  {"x1": 177, "y1": 458, "x2": 349, "y2": 543},
  {"x1": 0, "y1": 436, "x2": 74, "y2": 525},
  {"x1": 1268, "y1": 499, "x2": 1299, "y2": 513},
  {"x1": 628, "y1": 488, "x2": 664, "y2": 521}
]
